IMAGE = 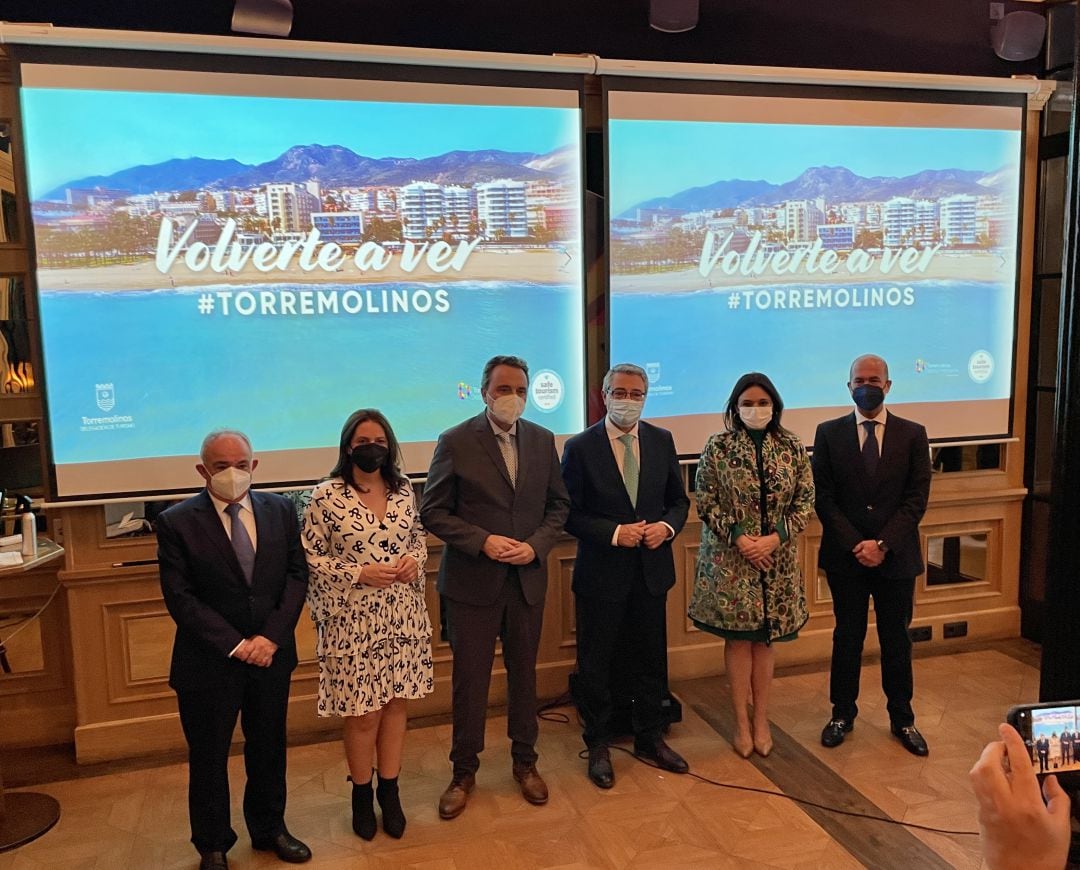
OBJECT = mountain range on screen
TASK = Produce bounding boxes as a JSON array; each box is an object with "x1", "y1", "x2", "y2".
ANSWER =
[
  {"x1": 618, "y1": 164, "x2": 1014, "y2": 218},
  {"x1": 40, "y1": 143, "x2": 577, "y2": 201}
]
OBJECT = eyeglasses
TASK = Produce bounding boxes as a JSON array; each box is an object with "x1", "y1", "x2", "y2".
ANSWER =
[{"x1": 607, "y1": 389, "x2": 646, "y2": 401}]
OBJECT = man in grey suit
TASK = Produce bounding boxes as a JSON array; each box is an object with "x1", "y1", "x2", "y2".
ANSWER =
[{"x1": 421, "y1": 355, "x2": 570, "y2": 819}]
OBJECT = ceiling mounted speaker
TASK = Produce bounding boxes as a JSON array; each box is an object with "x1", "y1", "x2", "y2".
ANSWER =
[
  {"x1": 231, "y1": 0, "x2": 294, "y2": 37},
  {"x1": 991, "y1": 10, "x2": 1047, "y2": 62},
  {"x1": 649, "y1": 0, "x2": 700, "y2": 33}
]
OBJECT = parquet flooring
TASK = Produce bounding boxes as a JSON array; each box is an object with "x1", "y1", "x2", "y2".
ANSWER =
[{"x1": 0, "y1": 640, "x2": 1041, "y2": 868}]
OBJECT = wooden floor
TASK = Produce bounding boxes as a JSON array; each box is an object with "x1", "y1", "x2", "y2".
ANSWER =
[{"x1": 0, "y1": 639, "x2": 1041, "y2": 869}]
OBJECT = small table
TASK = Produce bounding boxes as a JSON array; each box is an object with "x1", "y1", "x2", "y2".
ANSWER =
[{"x1": 0, "y1": 537, "x2": 64, "y2": 852}]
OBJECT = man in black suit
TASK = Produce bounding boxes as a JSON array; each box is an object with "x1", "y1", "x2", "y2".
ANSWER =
[
  {"x1": 561, "y1": 363, "x2": 690, "y2": 788},
  {"x1": 157, "y1": 429, "x2": 311, "y2": 870},
  {"x1": 421, "y1": 355, "x2": 570, "y2": 819},
  {"x1": 813, "y1": 354, "x2": 932, "y2": 757}
]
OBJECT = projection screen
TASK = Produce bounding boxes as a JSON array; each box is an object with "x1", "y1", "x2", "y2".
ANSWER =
[
  {"x1": 17, "y1": 56, "x2": 586, "y2": 498},
  {"x1": 606, "y1": 82, "x2": 1025, "y2": 456}
]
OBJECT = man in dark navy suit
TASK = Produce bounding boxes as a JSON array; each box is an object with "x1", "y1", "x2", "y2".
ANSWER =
[
  {"x1": 158, "y1": 429, "x2": 310, "y2": 870},
  {"x1": 561, "y1": 363, "x2": 690, "y2": 788},
  {"x1": 813, "y1": 355, "x2": 932, "y2": 757}
]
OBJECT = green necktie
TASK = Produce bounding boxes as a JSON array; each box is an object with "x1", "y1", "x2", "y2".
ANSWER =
[{"x1": 618, "y1": 433, "x2": 638, "y2": 507}]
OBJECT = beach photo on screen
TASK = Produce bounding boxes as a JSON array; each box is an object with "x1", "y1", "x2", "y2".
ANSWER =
[
  {"x1": 607, "y1": 89, "x2": 1022, "y2": 451},
  {"x1": 18, "y1": 64, "x2": 585, "y2": 494}
]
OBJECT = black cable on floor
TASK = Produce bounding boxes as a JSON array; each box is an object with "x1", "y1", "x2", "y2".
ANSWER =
[
  {"x1": 572, "y1": 738, "x2": 981, "y2": 838},
  {"x1": 536, "y1": 692, "x2": 573, "y2": 724}
]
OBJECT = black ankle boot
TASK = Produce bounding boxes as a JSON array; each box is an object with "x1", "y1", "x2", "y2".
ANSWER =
[
  {"x1": 376, "y1": 774, "x2": 406, "y2": 839},
  {"x1": 348, "y1": 775, "x2": 376, "y2": 840}
]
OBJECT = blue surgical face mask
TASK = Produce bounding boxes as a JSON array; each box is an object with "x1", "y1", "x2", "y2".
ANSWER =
[{"x1": 852, "y1": 384, "x2": 885, "y2": 412}]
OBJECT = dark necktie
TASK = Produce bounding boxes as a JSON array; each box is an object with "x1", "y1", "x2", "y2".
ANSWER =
[
  {"x1": 862, "y1": 420, "x2": 879, "y2": 477},
  {"x1": 224, "y1": 502, "x2": 255, "y2": 585}
]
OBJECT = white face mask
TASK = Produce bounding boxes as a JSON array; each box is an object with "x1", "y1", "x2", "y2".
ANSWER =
[
  {"x1": 210, "y1": 466, "x2": 252, "y2": 501},
  {"x1": 739, "y1": 405, "x2": 773, "y2": 430},
  {"x1": 607, "y1": 399, "x2": 644, "y2": 429},
  {"x1": 489, "y1": 394, "x2": 526, "y2": 426}
]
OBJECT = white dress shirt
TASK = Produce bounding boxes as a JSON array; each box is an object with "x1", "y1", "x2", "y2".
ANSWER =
[
  {"x1": 486, "y1": 413, "x2": 520, "y2": 440},
  {"x1": 207, "y1": 488, "x2": 258, "y2": 549}
]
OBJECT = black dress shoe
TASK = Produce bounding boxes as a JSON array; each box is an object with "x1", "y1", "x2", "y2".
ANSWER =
[
  {"x1": 634, "y1": 737, "x2": 689, "y2": 774},
  {"x1": 199, "y1": 852, "x2": 228, "y2": 870},
  {"x1": 820, "y1": 718, "x2": 853, "y2": 748},
  {"x1": 251, "y1": 831, "x2": 312, "y2": 864},
  {"x1": 587, "y1": 746, "x2": 615, "y2": 789},
  {"x1": 891, "y1": 724, "x2": 929, "y2": 757}
]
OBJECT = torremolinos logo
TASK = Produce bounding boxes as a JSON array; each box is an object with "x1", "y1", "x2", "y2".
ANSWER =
[
  {"x1": 82, "y1": 382, "x2": 135, "y2": 432},
  {"x1": 96, "y1": 383, "x2": 116, "y2": 412}
]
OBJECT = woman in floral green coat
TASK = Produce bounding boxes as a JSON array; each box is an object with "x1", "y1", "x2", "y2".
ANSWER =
[{"x1": 688, "y1": 372, "x2": 814, "y2": 759}]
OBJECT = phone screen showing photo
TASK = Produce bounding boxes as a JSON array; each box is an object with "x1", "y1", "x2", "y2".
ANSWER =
[{"x1": 1010, "y1": 705, "x2": 1080, "y2": 777}]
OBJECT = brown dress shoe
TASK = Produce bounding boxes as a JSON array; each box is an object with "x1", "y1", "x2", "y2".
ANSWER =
[
  {"x1": 438, "y1": 773, "x2": 475, "y2": 820},
  {"x1": 512, "y1": 762, "x2": 549, "y2": 805}
]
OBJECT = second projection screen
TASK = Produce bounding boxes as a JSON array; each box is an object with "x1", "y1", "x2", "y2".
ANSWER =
[{"x1": 607, "y1": 86, "x2": 1023, "y2": 452}]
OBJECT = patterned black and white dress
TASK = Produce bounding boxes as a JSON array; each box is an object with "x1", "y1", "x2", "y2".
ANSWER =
[{"x1": 302, "y1": 478, "x2": 433, "y2": 717}]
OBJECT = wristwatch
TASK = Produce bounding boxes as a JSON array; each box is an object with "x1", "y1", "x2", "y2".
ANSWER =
[{"x1": 876, "y1": 539, "x2": 889, "y2": 552}]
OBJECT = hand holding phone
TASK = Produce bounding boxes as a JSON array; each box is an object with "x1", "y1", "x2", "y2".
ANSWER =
[{"x1": 970, "y1": 722, "x2": 1071, "y2": 870}]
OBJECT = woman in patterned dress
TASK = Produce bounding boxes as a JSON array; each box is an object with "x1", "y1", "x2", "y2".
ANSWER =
[
  {"x1": 688, "y1": 373, "x2": 814, "y2": 759},
  {"x1": 303, "y1": 409, "x2": 433, "y2": 840}
]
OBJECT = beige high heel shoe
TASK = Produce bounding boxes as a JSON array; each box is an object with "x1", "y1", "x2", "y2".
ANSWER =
[
  {"x1": 732, "y1": 731, "x2": 754, "y2": 759},
  {"x1": 753, "y1": 723, "x2": 773, "y2": 757}
]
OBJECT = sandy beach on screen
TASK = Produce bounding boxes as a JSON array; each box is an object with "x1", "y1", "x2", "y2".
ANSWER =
[
  {"x1": 611, "y1": 250, "x2": 1011, "y2": 293},
  {"x1": 36, "y1": 247, "x2": 577, "y2": 291}
]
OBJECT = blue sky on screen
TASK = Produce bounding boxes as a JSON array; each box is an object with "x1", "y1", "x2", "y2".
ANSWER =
[
  {"x1": 21, "y1": 87, "x2": 580, "y2": 198},
  {"x1": 609, "y1": 119, "x2": 1021, "y2": 215}
]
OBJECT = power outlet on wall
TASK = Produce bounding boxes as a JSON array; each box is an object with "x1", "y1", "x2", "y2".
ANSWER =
[{"x1": 990, "y1": 2, "x2": 1005, "y2": 21}]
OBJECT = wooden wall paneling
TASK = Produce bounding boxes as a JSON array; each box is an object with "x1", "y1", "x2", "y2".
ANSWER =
[
  {"x1": 0, "y1": 565, "x2": 74, "y2": 747},
  {"x1": 555, "y1": 550, "x2": 577, "y2": 652}
]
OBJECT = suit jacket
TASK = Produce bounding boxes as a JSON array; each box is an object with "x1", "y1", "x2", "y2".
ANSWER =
[
  {"x1": 157, "y1": 489, "x2": 309, "y2": 692},
  {"x1": 421, "y1": 411, "x2": 570, "y2": 607},
  {"x1": 561, "y1": 419, "x2": 689, "y2": 601},
  {"x1": 812, "y1": 410, "x2": 931, "y2": 579}
]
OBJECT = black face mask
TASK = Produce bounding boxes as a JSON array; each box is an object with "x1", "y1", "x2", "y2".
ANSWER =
[
  {"x1": 852, "y1": 384, "x2": 885, "y2": 412},
  {"x1": 350, "y1": 443, "x2": 389, "y2": 473}
]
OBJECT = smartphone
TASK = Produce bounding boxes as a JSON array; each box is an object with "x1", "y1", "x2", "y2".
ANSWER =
[{"x1": 1007, "y1": 701, "x2": 1080, "y2": 787}]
